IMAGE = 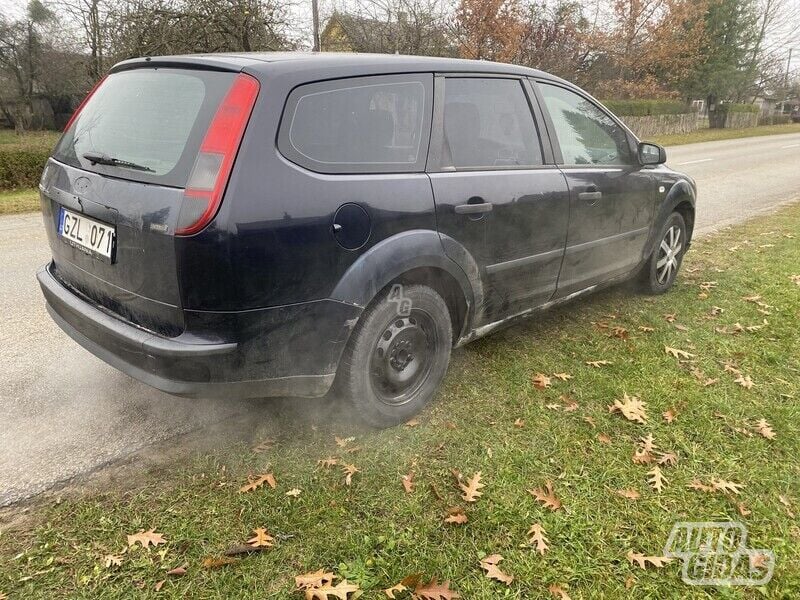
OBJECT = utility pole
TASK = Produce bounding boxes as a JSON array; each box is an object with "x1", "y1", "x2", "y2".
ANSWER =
[
  {"x1": 312, "y1": 0, "x2": 321, "y2": 52},
  {"x1": 781, "y1": 48, "x2": 793, "y2": 115}
]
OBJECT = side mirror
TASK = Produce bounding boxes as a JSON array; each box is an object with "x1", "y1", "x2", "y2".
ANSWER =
[{"x1": 639, "y1": 142, "x2": 667, "y2": 166}]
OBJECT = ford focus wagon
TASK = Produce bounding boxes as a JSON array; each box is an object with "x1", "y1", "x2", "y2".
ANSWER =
[{"x1": 38, "y1": 52, "x2": 696, "y2": 427}]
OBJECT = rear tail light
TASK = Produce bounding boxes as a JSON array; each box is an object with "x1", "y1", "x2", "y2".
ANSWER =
[
  {"x1": 176, "y1": 73, "x2": 260, "y2": 236},
  {"x1": 63, "y1": 75, "x2": 107, "y2": 132}
]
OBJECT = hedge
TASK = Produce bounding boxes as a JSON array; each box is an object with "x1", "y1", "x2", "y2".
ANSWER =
[
  {"x1": 602, "y1": 99, "x2": 691, "y2": 117},
  {"x1": 0, "y1": 149, "x2": 51, "y2": 190},
  {"x1": 717, "y1": 103, "x2": 759, "y2": 114}
]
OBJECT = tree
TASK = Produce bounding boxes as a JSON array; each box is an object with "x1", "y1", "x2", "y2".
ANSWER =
[
  {"x1": 0, "y1": 0, "x2": 56, "y2": 130},
  {"x1": 454, "y1": 0, "x2": 525, "y2": 62}
]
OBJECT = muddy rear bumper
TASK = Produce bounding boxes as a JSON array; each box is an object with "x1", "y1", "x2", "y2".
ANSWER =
[{"x1": 38, "y1": 263, "x2": 359, "y2": 398}]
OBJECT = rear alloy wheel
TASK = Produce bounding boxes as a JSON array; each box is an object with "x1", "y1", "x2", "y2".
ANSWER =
[
  {"x1": 640, "y1": 211, "x2": 687, "y2": 294},
  {"x1": 335, "y1": 284, "x2": 452, "y2": 428}
]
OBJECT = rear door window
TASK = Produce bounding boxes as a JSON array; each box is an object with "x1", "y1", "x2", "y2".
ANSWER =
[
  {"x1": 278, "y1": 74, "x2": 432, "y2": 174},
  {"x1": 442, "y1": 77, "x2": 543, "y2": 170},
  {"x1": 53, "y1": 68, "x2": 236, "y2": 187}
]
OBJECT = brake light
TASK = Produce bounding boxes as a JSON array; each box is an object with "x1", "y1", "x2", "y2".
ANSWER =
[
  {"x1": 176, "y1": 73, "x2": 260, "y2": 236},
  {"x1": 63, "y1": 75, "x2": 107, "y2": 132}
]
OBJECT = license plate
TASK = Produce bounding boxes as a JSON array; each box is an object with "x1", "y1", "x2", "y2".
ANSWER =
[{"x1": 58, "y1": 207, "x2": 115, "y2": 260}]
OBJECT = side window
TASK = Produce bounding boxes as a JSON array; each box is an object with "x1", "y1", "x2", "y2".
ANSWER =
[
  {"x1": 278, "y1": 74, "x2": 431, "y2": 174},
  {"x1": 539, "y1": 83, "x2": 632, "y2": 166},
  {"x1": 443, "y1": 78, "x2": 543, "y2": 170}
]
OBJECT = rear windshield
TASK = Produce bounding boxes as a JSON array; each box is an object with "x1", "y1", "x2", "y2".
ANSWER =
[{"x1": 53, "y1": 68, "x2": 236, "y2": 187}]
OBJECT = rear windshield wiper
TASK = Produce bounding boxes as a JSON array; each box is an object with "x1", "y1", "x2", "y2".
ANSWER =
[{"x1": 83, "y1": 151, "x2": 155, "y2": 173}]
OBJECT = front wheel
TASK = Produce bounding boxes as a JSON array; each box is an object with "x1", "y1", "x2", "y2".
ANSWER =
[
  {"x1": 639, "y1": 211, "x2": 687, "y2": 294},
  {"x1": 335, "y1": 284, "x2": 452, "y2": 428}
]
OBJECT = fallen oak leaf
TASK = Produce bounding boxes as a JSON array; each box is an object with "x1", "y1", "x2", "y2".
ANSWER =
[
  {"x1": 657, "y1": 452, "x2": 678, "y2": 467},
  {"x1": 552, "y1": 372, "x2": 572, "y2": 381},
  {"x1": 239, "y1": 473, "x2": 277, "y2": 493},
  {"x1": 341, "y1": 463, "x2": 359, "y2": 486},
  {"x1": 513, "y1": 418, "x2": 525, "y2": 428},
  {"x1": 586, "y1": 359, "x2": 612, "y2": 368},
  {"x1": 295, "y1": 569, "x2": 336, "y2": 590},
  {"x1": 104, "y1": 554, "x2": 123, "y2": 568},
  {"x1": 127, "y1": 529, "x2": 166, "y2": 549},
  {"x1": 665, "y1": 346, "x2": 695, "y2": 360},
  {"x1": 597, "y1": 433, "x2": 612, "y2": 444},
  {"x1": 616, "y1": 489, "x2": 641, "y2": 500},
  {"x1": 413, "y1": 578, "x2": 460, "y2": 599},
  {"x1": 317, "y1": 457, "x2": 339, "y2": 469},
  {"x1": 334, "y1": 436, "x2": 354, "y2": 448},
  {"x1": 638, "y1": 325, "x2": 655, "y2": 333},
  {"x1": 734, "y1": 374, "x2": 754, "y2": 389},
  {"x1": 529, "y1": 480, "x2": 562, "y2": 511},
  {"x1": 609, "y1": 393, "x2": 648, "y2": 424},
  {"x1": 246, "y1": 528, "x2": 274, "y2": 549},
  {"x1": 755, "y1": 419, "x2": 776, "y2": 439},
  {"x1": 647, "y1": 466, "x2": 667, "y2": 493},
  {"x1": 384, "y1": 583, "x2": 407, "y2": 598},
  {"x1": 527, "y1": 523, "x2": 549, "y2": 555},
  {"x1": 401, "y1": 472, "x2": 415, "y2": 494},
  {"x1": 165, "y1": 565, "x2": 187, "y2": 577},
  {"x1": 626, "y1": 551, "x2": 673, "y2": 569},
  {"x1": 479, "y1": 554, "x2": 514, "y2": 585},
  {"x1": 459, "y1": 472, "x2": 485, "y2": 502},
  {"x1": 548, "y1": 584, "x2": 572, "y2": 600},
  {"x1": 662, "y1": 409, "x2": 677, "y2": 423},
  {"x1": 444, "y1": 509, "x2": 468, "y2": 525},
  {"x1": 306, "y1": 579, "x2": 360, "y2": 600},
  {"x1": 286, "y1": 488, "x2": 302, "y2": 497},
  {"x1": 155, "y1": 580, "x2": 165, "y2": 592},
  {"x1": 711, "y1": 478, "x2": 745, "y2": 495},
  {"x1": 532, "y1": 373, "x2": 552, "y2": 389}
]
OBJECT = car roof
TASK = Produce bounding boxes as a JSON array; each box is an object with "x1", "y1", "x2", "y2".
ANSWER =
[{"x1": 111, "y1": 51, "x2": 564, "y2": 82}]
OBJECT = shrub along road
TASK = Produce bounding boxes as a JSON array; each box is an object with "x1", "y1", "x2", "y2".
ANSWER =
[{"x1": 1, "y1": 199, "x2": 798, "y2": 598}]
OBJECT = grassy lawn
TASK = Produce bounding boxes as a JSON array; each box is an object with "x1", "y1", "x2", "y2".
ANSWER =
[
  {"x1": 654, "y1": 123, "x2": 800, "y2": 146},
  {"x1": 0, "y1": 188, "x2": 39, "y2": 215},
  {"x1": 1, "y1": 211, "x2": 799, "y2": 599},
  {"x1": 0, "y1": 129, "x2": 60, "y2": 153}
]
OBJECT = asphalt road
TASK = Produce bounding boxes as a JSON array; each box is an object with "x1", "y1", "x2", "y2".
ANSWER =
[{"x1": 1, "y1": 132, "x2": 799, "y2": 506}]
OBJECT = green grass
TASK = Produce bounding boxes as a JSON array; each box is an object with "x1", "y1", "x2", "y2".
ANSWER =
[
  {"x1": 0, "y1": 129, "x2": 60, "y2": 153},
  {"x1": 0, "y1": 188, "x2": 39, "y2": 215},
  {"x1": 654, "y1": 123, "x2": 800, "y2": 146},
  {"x1": 1, "y1": 205, "x2": 800, "y2": 599}
]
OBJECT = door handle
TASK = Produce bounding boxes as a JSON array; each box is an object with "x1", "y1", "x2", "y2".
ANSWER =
[
  {"x1": 578, "y1": 191, "x2": 602, "y2": 202},
  {"x1": 455, "y1": 202, "x2": 493, "y2": 215}
]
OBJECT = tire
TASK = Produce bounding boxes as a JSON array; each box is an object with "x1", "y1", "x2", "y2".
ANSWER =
[
  {"x1": 334, "y1": 284, "x2": 452, "y2": 428},
  {"x1": 639, "y1": 211, "x2": 687, "y2": 294}
]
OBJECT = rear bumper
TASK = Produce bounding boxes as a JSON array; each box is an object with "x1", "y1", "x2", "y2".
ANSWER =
[{"x1": 38, "y1": 263, "x2": 360, "y2": 398}]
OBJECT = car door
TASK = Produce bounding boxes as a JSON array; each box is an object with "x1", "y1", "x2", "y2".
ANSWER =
[
  {"x1": 534, "y1": 81, "x2": 656, "y2": 296},
  {"x1": 429, "y1": 75, "x2": 570, "y2": 323}
]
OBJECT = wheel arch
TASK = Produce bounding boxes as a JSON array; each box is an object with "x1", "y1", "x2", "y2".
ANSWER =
[
  {"x1": 643, "y1": 179, "x2": 696, "y2": 261},
  {"x1": 329, "y1": 229, "x2": 482, "y2": 344}
]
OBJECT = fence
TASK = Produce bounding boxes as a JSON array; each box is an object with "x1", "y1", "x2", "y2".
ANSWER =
[{"x1": 623, "y1": 113, "x2": 700, "y2": 138}]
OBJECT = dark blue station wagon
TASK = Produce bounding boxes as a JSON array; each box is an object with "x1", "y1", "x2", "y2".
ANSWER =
[{"x1": 37, "y1": 52, "x2": 696, "y2": 427}]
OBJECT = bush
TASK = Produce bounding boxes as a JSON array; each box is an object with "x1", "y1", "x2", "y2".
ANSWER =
[
  {"x1": 602, "y1": 99, "x2": 691, "y2": 117},
  {"x1": 0, "y1": 149, "x2": 50, "y2": 190},
  {"x1": 720, "y1": 103, "x2": 759, "y2": 114},
  {"x1": 758, "y1": 114, "x2": 791, "y2": 126}
]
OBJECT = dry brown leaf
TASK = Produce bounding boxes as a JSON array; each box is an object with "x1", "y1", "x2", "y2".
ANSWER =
[
  {"x1": 166, "y1": 565, "x2": 187, "y2": 577},
  {"x1": 341, "y1": 463, "x2": 359, "y2": 486},
  {"x1": 597, "y1": 433, "x2": 612, "y2": 444},
  {"x1": 791, "y1": 274, "x2": 800, "y2": 286},
  {"x1": 401, "y1": 472, "x2": 415, "y2": 494},
  {"x1": 687, "y1": 479, "x2": 716, "y2": 493},
  {"x1": 239, "y1": 473, "x2": 276, "y2": 494},
  {"x1": 104, "y1": 554, "x2": 122, "y2": 568},
  {"x1": 247, "y1": 528, "x2": 274, "y2": 549},
  {"x1": 638, "y1": 325, "x2": 655, "y2": 333},
  {"x1": 663, "y1": 313, "x2": 677, "y2": 323},
  {"x1": 532, "y1": 373, "x2": 552, "y2": 389},
  {"x1": 295, "y1": 569, "x2": 336, "y2": 590},
  {"x1": 626, "y1": 550, "x2": 673, "y2": 569},
  {"x1": 513, "y1": 418, "x2": 525, "y2": 428},
  {"x1": 657, "y1": 452, "x2": 678, "y2": 467},
  {"x1": 306, "y1": 579, "x2": 360, "y2": 600},
  {"x1": 529, "y1": 480, "x2": 562, "y2": 511},
  {"x1": 755, "y1": 419, "x2": 776, "y2": 439},
  {"x1": 527, "y1": 523, "x2": 549, "y2": 555},
  {"x1": 609, "y1": 393, "x2": 648, "y2": 424},
  {"x1": 583, "y1": 416, "x2": 597, "y2": 428},
  {"x1": 201, "y1": 556, "x2": 237, "y2": 569},
  {"x1": 711, "y1": 478, "x2": 745, "y2": 495},
  {"x1": 586, "y1": 360, "x2": 612, "y2": 368},
  {"x1": 610, "y1": 326, "x2": 629, "y2": 340},
  {"x1": 334, "y1": 436, "x2": 354, "y2": 448},
  {"x1": 735, "y1": 374, "x2": 754, "y2": 389},
  {"x1": 384, "y1": 582, "x2": 407, "y2": 598},
  {"x1": 665, "y1": 346, "x2": 695, "y2": 360},
  {"x1": 562, "y1": 399, "x2": 579, "y2": 412},
  {"x1": 779, "y1": 495, "x2": 795, "y2": 518},
  {"x1": 647, "y1": 466, "x2": 667, "y2": 493},
  {"x1": 548, "y1": 584, "x2": 572, "y2": 600},
  {"x1": 317, "y1": 457, "x2": 339, "y2": 469},
  {"x1": 127, "y1": 529, "x2": 166, "y2": 549},
  {"x1": 552, "y1": 372, "x2": 572, "y2": 381},
  {"x1": 405, "y1": 418, "x2": 421, "y2": 427},
  {"x1": 616, "y1": 489, "x2": 641, "y2": 500},
  {"x1": 444, "y1": 509, "x2": 468, "y2": 525},
  {"x1": 738, "y1": 503, "x2": 752, "y2": 517},
  {"x1": 459, "y1": 472, "x2": 485, "y2": 502},
  {"x1": 479, "y1": 554, "x2": 514, "y2": 585},
  {"x1": 632, "y1": 434, "x2": 657, "y2": 466},
  {"x1": 286, "y1": 488, "x2": 302, "y2": 497},
  {"x1": 662, "y1": 409, "x2": 677, "y2": 423},
  {"x1": 413, "y1": 578, "x2": 460, "y2": 599},
  {"x1": 155, "y1": 580, "x2": 165, "y2": 592}
]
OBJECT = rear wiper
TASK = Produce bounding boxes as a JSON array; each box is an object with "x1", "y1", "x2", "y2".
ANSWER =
[{"x1": 83, "y1": 151, "x2": 155, "y2": 173}]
